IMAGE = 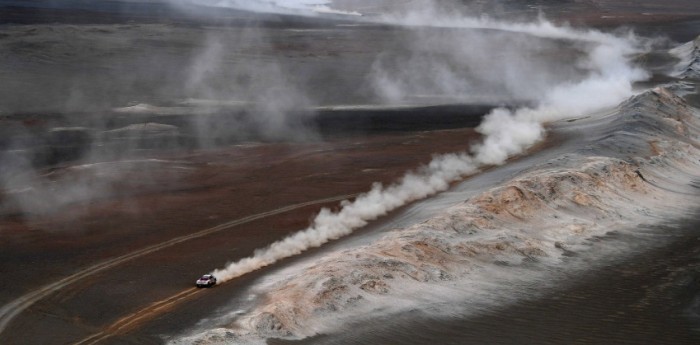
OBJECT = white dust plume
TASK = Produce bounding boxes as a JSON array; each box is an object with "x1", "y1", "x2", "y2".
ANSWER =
[
  {"x1": 211, "y1": 17, "x2": 649, "y2": 283},
  {"x1": 213, "y1": 153, "x2": 479, "y2": 281}
]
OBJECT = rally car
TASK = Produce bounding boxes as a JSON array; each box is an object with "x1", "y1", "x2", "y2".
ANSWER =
[{"x1": 196, "y1": 274, "x2": 217, "y2": 288}]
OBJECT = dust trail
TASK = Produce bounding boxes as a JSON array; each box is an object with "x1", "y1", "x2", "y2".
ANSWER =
[
  {"x1": 213, "y1": 153, "x2": 479, "y2": 281},
  {"x1": 212, "y1": 19, "x2": 649, "y2": 282}
]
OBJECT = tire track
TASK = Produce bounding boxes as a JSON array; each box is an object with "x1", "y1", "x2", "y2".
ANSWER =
[
  {"x1": 73, "y1": 288, "x2": 203, "y2": 345},
  {"x1": 0, "y1": 193, "x2": 358, "y2": 338}
]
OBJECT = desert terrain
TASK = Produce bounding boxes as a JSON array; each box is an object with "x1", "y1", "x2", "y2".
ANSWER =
[{"x1": 1, "y1": 1, "x2": 700, "y2": 344}]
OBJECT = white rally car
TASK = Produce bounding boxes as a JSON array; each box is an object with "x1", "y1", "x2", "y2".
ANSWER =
[{"x1": 196, "y1": 274, "x2": 217, "y2": 288}]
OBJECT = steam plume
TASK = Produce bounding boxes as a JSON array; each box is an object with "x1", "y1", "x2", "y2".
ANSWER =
[{"x1": 212, "y1": 17, "x2": 649, "y2": 282}]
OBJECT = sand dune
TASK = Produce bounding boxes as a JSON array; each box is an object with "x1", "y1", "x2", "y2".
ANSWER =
[{"x1": 176, "y1": 82, "x2": 700, "y2": 343}]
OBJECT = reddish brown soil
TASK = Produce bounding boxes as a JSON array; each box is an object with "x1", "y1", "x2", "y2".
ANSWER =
[{"x1": 0, "y1": 128, "x2": 480, "y2": 344}]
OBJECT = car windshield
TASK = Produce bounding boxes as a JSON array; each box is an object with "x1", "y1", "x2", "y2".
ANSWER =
[{"x1": 200, "y1": 276, "x2": 211, "y2": 280}]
